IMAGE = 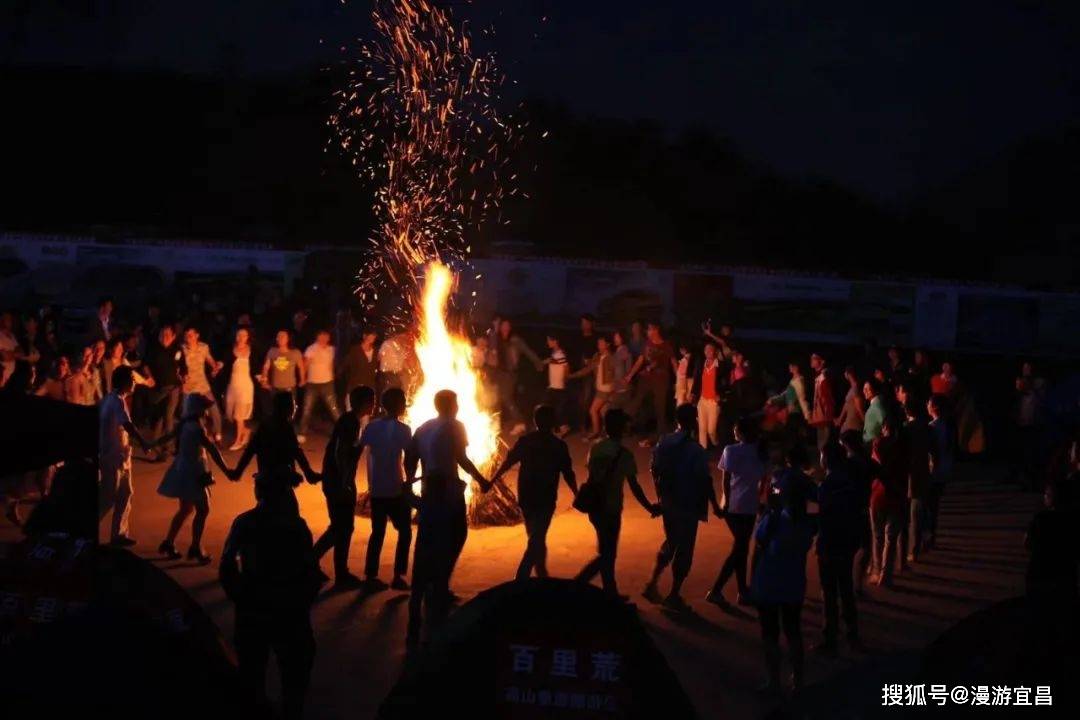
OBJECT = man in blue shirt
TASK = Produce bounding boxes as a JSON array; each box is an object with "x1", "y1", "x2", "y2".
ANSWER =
[{"x1": 643, "y1": 404, "x2": 721, "y2": 609}]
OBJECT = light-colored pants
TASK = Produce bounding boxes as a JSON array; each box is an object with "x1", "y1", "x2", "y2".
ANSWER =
[
  {"x1": 99, "y1": 459, "x2": 133, "y2": 541},
  {"x1": 697, "y1": 397, "x2": 720, "y2": 448},
  {"x1": 675, "y1": 377, "x2": 691, "y2": 406}
]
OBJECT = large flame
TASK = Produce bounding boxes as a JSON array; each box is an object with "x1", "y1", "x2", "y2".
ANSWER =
[{"x1": 406, "y1": 262, "x2": 500, "y2": 502}]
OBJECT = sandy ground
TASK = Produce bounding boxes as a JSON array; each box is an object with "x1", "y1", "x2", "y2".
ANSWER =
[{"x1": 83, "y1": 426, "x2": 1037, "y2": 720}]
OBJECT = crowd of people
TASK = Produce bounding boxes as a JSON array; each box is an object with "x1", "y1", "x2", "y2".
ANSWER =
[{"x1": 2, "y1": 287, "x2": 1079, "y2": 717}]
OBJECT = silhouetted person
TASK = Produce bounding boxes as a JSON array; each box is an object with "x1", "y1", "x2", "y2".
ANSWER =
[
  {"x1": 813, "y1": 441, "x2": 862, "y2": 655},
  {"x1": 361, "y1": 387, "x2": 414, "y2": 590},
  {"x1": 574, "y1": 409, "x2": 661, "y2": 598},
  {"x1": 220, "y1": 491, "x2": 322, "y2": 720},
  {"x1": 404, "y1": 389, "x2": 491, "y2": 648},
  {"x1": 312, "y1": 385, "x2": 374, "y2": 587},
  {"x1": 643, "y1": 403, "x2": 721, "y2": 609},
  {"x1": 841, "y1": 429, "x2": 876, "y2": 596},
  {"x1": 751, "y1": 483, "x2": 815, "y2": 695},
  {"x1": 155, "y1": 393, "x2": 234, "y2": 563},
  {"x1": 230, "y1": 392, "x2": 322, "y2": 512},
  {"x1": 98, "y1": 365, "x2": 151, "y2": 546},
  {"x1": 491, "y1": 404, "x2": 578, "y2": 580}
]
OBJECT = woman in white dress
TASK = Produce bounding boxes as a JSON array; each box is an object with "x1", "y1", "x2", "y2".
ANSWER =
[
  {"x1": 225, "y1": 327, "x2": 256, "y2": 450},
  {"x1": 156, "y1": 394, "x2": 233, "y2": 563}
]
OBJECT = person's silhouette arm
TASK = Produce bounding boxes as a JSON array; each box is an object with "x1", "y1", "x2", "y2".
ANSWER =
[
  {"x1": 403, "y1": 435, "x2": 421, "y2": 505},
  {"x1": 230, "y1": 442, "x2": 256, "y2": 481},
  {"x1": 625, "y1": 354, "x2": 644, "y2": 383},
  {"x1": 293, "y1": 441, "x2": 320, "y2": 484},
  {"x1": 490, "y1": 439, "x2": 523, "y2": 485},
  {"x1": 121, "y1": 419, "x2": 152, "y2": 454},
  {"x1": 560, "y1": 447, "x2": 578, "y2": 497},
  {"x1": 626, "y1": 469, "x2": 660, "y2": 516},
  {"x1": 199, "y1": 432, "x2": 232, "y2": 475}
]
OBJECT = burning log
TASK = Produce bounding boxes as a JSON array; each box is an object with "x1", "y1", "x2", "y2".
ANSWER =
[{"x1": 354, "y1": 480, "x2": 522, "y2": 528}]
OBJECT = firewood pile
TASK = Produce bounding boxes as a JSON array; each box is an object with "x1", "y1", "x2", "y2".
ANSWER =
[{"x1": 354, "y1": 480, "x2": 522, "y2": 527}]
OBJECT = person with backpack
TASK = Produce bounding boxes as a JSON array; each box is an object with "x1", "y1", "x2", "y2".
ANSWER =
[
  {"x1": 491, "y1": 404, "x2": 578, "y2": 580},
  {"x1": 643, "y1": 403, "x2": 721, "y2": 609},
  {"x1": 574, "y1": 409, "x2": 661, "y2": 598}
]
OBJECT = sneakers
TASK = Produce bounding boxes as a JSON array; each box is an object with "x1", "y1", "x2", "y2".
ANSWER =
[
  {"x1": 158, "y1": 541, "x2": 182, "y2": 560},
  {"x1": 641, "y1": 582, "x2": 663, "y2": 604},
  {"x1": 704, "y1": 590, "x2": 731, "y2": 609},
  {"x1": 334, "y1": 572, "x2": 364, "y2": 589},
  {"x1": 187, "y1": 546, "x2": 213, "y2": 565},
  {"x1": 365, "y1": 576, "x2": 390, "y2": 592},
  {"x1": 661, "y1": 594, "x2": 690, "y2": 612}
]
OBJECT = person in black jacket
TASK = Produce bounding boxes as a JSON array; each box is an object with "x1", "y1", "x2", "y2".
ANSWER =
[
  {"x1": 220, "y1": 490, "x2": 323, "y2": 720},
  {"x1": 491, "y1": 404, "x2": 578, "y2": 580},
  {"x1": 312, "y1": 385, "x2": 375, "y2": 587}
]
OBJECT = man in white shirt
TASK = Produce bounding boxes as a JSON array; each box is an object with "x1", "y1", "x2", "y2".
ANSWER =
[
  {"x1": 360, "y1": 387, "x2": 414, "y2": 590},
  {"x1": 404, "y1": 389, "x2": 490, "y2": 649},
  {"x1": 99, "y1": 365, "x2": 151, "y2": 546},
  {"x1": 299, "y1": 330, "x2": 341, "y2": 442}
]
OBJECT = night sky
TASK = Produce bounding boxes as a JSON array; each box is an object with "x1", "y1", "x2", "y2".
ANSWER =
[{"x1": 5, "y1": 0, "x2": 1078, "y2": 202}]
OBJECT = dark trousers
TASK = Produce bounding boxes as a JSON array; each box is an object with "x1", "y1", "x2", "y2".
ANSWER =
[
  {"x1": 545, "y1": 387, "x2": 571, "y2": 428},
  {"x1": 656, "y1": 510, "x2": 700, "y2": 581},
  {"x1": 313, "y1": 486, "x2": 356, "y2": 577},
  {"x1": 713, "y1": 513, "x2": 756, "y2": 596},
  {"x1": 629, "y1": 376, "x2": 670, "y2": 437},
  {"x1": 576, "y1": 512, "x2": 621, "y2": 594},
  {"x1": 758, "y1": 602, "x2": 804, "y2": 685},
  {"x1": 408, "y1": 498, "x2": 467, "y2": 642},
  {"x1": 518, "y1": 508, "x2": 554, "y2": 579},
  {"x1": 818, "y1": 549, "x2": 858, "y2": 642},
  {"x1": 235, "y1": 611, "x2": 315, "y2": 720},
  {"x1": 494, "y1": 369, "x2": 522, "y2": 426},
  {"x1": 578, "y1": 376, "x2": 595, "y2": 429},
  {"x1": 299, "y1": 381, "x2": 341, "y2": 434},
  {"x1": 365, "y1": 495, "x2": 413, "y2": 579},
  {"x1": 149, "y1": 385, "x2": 181, "y2": 442}
]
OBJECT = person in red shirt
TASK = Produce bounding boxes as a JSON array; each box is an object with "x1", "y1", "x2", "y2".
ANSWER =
[
  {"x1": 809, "y1": 352, "x2": 837, "y2": 450},
  {"x1": 692, "y1": 341, "x2": 724, "y2": 449}
]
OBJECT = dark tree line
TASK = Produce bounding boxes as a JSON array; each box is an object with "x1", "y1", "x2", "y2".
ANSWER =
[{"x1": 3, "y1": 65, "x2": 1076, "y2": 285}]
